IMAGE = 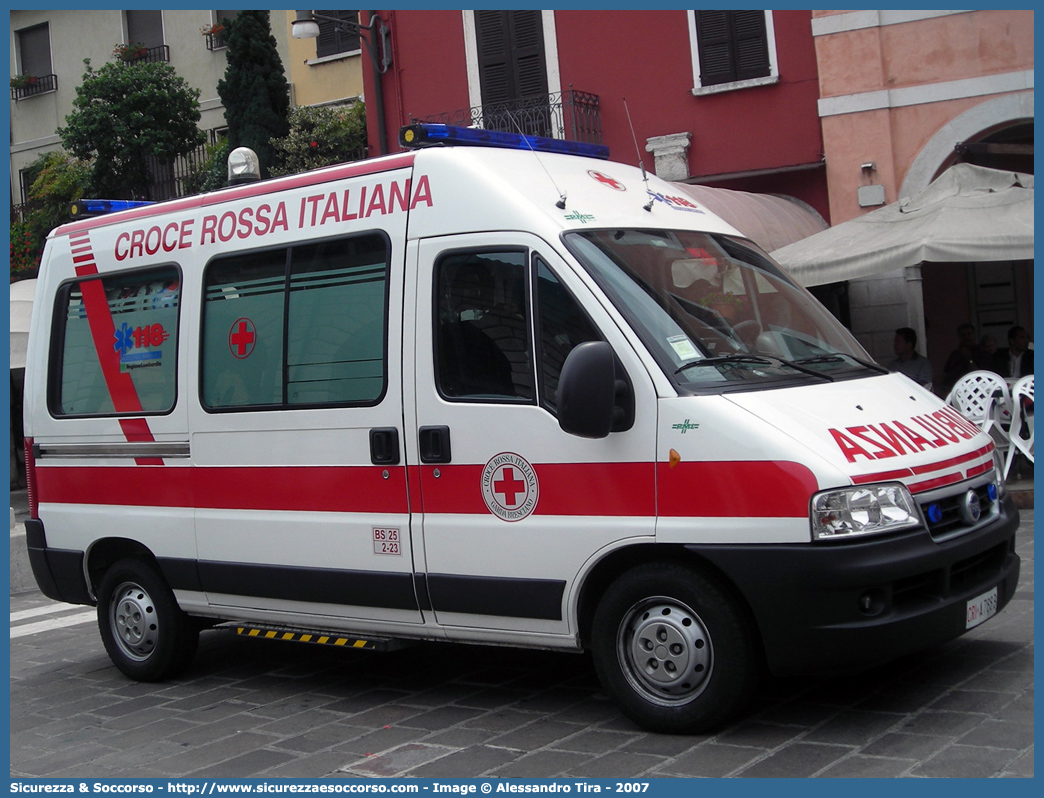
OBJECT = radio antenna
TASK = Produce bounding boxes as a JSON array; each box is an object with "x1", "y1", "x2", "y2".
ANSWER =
[
  {"x1": 623, "y1": 97, "x2": 654, "y2": 212},
  {"x1": 510, "y1": 116, "x2": 568, "y2": 210}
]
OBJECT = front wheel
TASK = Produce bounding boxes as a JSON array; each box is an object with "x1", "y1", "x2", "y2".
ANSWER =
[
  {"x1": 97, "y1": 558, "x2": 199, "y2": 681},
  {"x1": 591, "y1": 563, "x2": 761, "y2": 734}
]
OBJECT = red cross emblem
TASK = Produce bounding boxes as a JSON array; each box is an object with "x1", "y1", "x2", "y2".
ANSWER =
[
  {"x1": 588, "y1": 170, "x2": 626, "y2": 191},
  {"x1": 228, "y1": 317, "x2": 256, "y2": 359},
  {"x1": 494, "y1": 467, "x2": 527, "y2": 508}
]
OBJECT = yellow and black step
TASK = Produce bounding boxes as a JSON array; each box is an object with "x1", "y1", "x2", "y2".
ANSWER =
[{"x1": 222, "y1": 623, "x2": 412, "y2": 652}]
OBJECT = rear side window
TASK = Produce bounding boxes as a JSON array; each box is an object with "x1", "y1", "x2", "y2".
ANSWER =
[
  {"x1": 201, "y1": 233, "x2": 389, "y2": 410},
  {"x1": 52, "y1": 266, "x2": 181, "y2": 416}
]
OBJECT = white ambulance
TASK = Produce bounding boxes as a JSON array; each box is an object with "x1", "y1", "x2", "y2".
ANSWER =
[{"x1": 22, "y1": 124, "x2": 1020, "y2": 734}]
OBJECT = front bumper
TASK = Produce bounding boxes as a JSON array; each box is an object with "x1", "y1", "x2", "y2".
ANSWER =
[{"x1": 687, "y1": 494, "x2": 1021, "y2": 676}]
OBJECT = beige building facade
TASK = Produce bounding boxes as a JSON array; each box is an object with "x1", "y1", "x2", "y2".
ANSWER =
[
  {"x1": 281, "y1": 10, "x2": 365, "y2": 109},
  {"x1": 810, "y1": 9, "x2": 1033, "y2": 379},
  {"x1": 10, "y1": 10, "x2": 365, "y2": 208},
  {"x1": 10, "y1": 10, "x2": 272, "y2": 203}
]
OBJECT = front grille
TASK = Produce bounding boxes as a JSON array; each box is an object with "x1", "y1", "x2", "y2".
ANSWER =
[{"x1": 919, "y1": 481, "x2": 999, "y2": 542}]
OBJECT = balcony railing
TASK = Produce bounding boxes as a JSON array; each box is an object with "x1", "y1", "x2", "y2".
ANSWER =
[
  {"x1": 116, "y1": 44, "x2": 171, "y2": 64},
  {"x1": 10, "y1": 73, "x2": 58, "y2": 101},
  {"x1": 205, "y1": 31, "x2": 229, "y2": 51},
  {"x1": 416, "y1": 89, "x2": 602, "y2": 145}
]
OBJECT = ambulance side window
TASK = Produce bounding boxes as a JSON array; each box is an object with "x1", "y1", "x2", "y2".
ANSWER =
[
  {"x1": 52, "y1": 266, "x2": 180, "y2": 416},
  {"x1": 535, "y1": 258, "x2": 602, "y2": 411},
  {"x1": 201, "y1": 233, "x2": 389, "y2": 410},
  {"x1": 435, "y1": 250, "x2": 534, "y2": 402}
]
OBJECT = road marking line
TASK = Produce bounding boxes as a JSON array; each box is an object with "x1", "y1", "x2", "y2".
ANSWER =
[
  {"x1": 11, "y1": 611, "x2": 96, "y2": 639},
  {"x1": 11, "y1": 603, "x2": 82, "y2": 622}
]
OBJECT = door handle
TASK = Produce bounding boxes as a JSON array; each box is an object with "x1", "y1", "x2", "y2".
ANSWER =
[
  {"x1": 369, "y1": 427, "x2": 401, "y2": 465},
  {"x1": 419, "y1": 425, "x2": 452, "y2": 464}
]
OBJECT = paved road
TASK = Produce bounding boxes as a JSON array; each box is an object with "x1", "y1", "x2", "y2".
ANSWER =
[{"x1": 10, "y1": 511, "x2": 1034, "y2": 779}]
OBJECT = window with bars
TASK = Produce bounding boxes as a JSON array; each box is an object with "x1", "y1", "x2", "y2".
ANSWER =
[{"x1": 691, "y1": 10, "x2": 774, "y2": 90}]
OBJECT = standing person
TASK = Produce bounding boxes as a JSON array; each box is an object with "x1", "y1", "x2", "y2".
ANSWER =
[
  {"x1": 941, "y1": 322, "x2": 990, "y2": 395},
  {"x1": 992, "y1": 325, "x2": 1034, "y2": 379},
  {"x1": 887, "y1": 327, "x2": 933, "y2": 388}
]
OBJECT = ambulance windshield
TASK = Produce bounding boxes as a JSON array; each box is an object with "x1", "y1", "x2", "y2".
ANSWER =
[{"x1": 563, "y1": 230, "x2": 882, "y2": 390}]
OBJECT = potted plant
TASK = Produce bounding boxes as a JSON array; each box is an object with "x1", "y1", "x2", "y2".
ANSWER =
[
  {"x1": 113, "y1": 42, "x2": 150, "y2": 62},
  {"x1": 201, "y1": 22, "x2": 227, "y2": 50},
  {"x1": 10, "y1": 74, "x2": 38, "y2": 89}
]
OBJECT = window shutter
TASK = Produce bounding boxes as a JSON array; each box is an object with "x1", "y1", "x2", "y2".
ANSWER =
[
  {"x1": 476, "y1": 10, "x2": 548, "y2": 105},
  {"x1": 316, "y1": 10, "x2": 360, "y2": 58},
  {"x1": 17, "y1": 23, "x2": 52, "y2": 77},
  {"x1": 732, "y1": 11, "x2": 769, "y2": 81},
  {"x1": 476, "y1": 10, "x2": 512, "y2": 106},
  {"x1": 126, "y1": 10, "x2": 164, "y2": 48},
  {"x1": 510, "y1": 10, "x2": 547, "y2": 99},
  {"x1": 695, "y1": 11, "x2": 733, "y2": 85},
  {"x1": 696, "y1": 10, "x2": 770, "y2": 87}
]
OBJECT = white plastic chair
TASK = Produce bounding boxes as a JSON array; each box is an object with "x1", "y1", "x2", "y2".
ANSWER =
[
  {"x1": 946, "y1": 370, "x2": 1012, "y2": 458},
  {"x1": 1004, "y1": 375, "x2": 1034, "y2": 479}
]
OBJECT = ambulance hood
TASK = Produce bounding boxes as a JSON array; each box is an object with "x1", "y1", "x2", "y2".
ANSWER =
[{"x1": 724, "y1": 373, "x2": 995, "y2": 492}]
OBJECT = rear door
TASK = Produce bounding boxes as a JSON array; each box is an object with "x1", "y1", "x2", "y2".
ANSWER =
[{"x1": 406, "y1": 232, "x2": 658, "y2": 638}]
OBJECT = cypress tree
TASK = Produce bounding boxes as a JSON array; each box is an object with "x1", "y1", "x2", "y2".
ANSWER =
[{"x1": 217, "y1": 11, "x2": 290, "y2": 178}]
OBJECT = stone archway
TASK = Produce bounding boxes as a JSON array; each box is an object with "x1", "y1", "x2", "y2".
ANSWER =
[{"x1": 900, "y1": 93, "x2": 1034, "y2": 198}]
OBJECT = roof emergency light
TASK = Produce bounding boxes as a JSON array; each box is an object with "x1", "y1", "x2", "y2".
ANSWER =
[
  {"x1": 69, "y1": 199, "x2": 154, "y2": 218},
  {"x1": 399, "y1": 123, "x2": 609, "y2": 160},
  {"x1": 227, "y1": 147, "x2": 261, "y2": 186}
]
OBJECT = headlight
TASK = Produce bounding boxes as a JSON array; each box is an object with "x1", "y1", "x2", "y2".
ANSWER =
[{"x1": 811, "y1": 484, "x2": 921, "y2": 541}]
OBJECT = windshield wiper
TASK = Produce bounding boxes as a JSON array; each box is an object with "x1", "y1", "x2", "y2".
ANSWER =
[
  {"x1": 675, "y1": 354, "x2": 773, "y2": 375},
  {"x1": 793, "y1": 354, "x2": 889, "y2": 374}
]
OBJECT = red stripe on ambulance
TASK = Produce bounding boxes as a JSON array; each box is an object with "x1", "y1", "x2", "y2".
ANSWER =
[
  {"x1": 659, "y1": 461, "x2": 817, "y2": 518},
  {"x1": 35, "y1": 465, "x2": 410, "y2": 514}
]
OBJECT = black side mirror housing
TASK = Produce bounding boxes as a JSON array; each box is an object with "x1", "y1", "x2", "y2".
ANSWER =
[{"x1": 557, "y1": 341, "x2": 633, "y2": 438}]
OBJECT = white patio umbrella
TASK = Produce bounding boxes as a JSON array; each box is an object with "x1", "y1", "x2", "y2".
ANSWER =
[{"x1": 771, "y1": 164, "x2": 1034, "y2": 287}]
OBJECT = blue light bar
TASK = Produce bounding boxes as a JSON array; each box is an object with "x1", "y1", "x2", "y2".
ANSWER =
[
  {"x1": 69, "y1": 199, "x2": 154, "y2": 218},
  {"x1": 400, "y1": 123, "x2": 609, "y2": 160}
]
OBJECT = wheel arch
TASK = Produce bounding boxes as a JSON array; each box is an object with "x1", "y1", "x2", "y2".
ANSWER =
[
  {"x1": 85, "y1": 537, "x2": 159, "y2": 600},
  {"x1": 575, "y1": 543, "x2": 764, "y2": 655}
]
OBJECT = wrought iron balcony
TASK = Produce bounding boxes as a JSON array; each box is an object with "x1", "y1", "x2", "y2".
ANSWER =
[
  {"x1": 10, "y1": 73, "x2": 57, "y2": 101},
  {"x1": 115, "y1": 44, "x2": 171, "y2": 64},
  {"x1": 416, "y1": 88, "x2": 602, "y2": 145}
]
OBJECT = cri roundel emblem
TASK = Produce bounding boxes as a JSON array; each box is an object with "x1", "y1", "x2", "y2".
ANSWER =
[{"x1": 482, "y1": 452, "x2": 539, "y2": 522}]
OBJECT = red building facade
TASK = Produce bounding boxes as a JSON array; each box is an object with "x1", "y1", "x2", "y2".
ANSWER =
[{"x1": 361, "y1": 9, "x2": 829, "y2": 221}]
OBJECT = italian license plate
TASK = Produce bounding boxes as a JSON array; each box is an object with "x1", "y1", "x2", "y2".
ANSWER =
[{"x1": 966, "y1": 586, "x2": 998, "y2": 629}]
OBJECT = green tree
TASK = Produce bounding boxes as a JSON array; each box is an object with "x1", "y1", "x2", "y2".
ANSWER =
[
  {"x1": 270, "y1": 103, "x2": 368, "y2": 177},
  {"x1": 184, "y1": 139, "x2": 232, "y2": 194},
  {"x1": 58, "y1": 58, "x2": 205, "y2": 199},
  {"x1": 217, "y1": 11, "x2": 290, "y2": 178},
  {"x1": 10, "y1": 151, "x2": 91, "y2": 278}
]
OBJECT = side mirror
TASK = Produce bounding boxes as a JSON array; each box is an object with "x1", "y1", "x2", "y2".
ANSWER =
[{"x1": 558, "y1": 341, "x2": 632, "y2": 438}]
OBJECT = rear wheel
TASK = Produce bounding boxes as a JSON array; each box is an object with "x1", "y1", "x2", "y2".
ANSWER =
[
  {"x1": 97, "y1": 558, "x2": 198, "y2": 681},
  {"x1": 591, "y1": 562, "x2": 761, "y2": 734}
]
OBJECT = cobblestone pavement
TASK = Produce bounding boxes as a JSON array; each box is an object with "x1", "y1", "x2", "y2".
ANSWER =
[{"x1": 10, "y1": 512, "x2": 1033, "y2": 779}]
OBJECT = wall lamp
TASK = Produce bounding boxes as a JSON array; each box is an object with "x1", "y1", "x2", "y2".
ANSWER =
[{"x1": 292, "y1": 10, "x2": 392, "y2": 154}]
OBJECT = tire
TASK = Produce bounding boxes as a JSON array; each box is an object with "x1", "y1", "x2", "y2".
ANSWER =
[
  {"x1": 591, "y1": 562, "x2": 761, "y2": 734},
  {"x1": 97, "y1": 558, "x2": 199, "y2": 681}
]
